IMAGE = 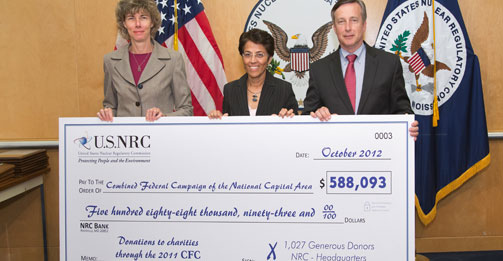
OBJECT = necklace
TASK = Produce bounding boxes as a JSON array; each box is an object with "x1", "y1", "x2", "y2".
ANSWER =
[
  {"x1": 247, "y1": 88, "x2": 262, "y2": 102},
  {"x1": 131, "y1": 52, "x2": 152, "y2": 72}
]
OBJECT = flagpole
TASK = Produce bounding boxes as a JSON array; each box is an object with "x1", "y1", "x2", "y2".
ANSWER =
[
  {"x1": 432, "y1": 0, "x2": 439, "y2": 127},
  {"x1": 174, "y1": 0, "x2": 179, "y2": 51}
]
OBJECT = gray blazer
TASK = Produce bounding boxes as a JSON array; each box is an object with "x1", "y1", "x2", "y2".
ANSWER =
[{"x1": 103, "y1": 41, "x2": 193, "y2": 116}]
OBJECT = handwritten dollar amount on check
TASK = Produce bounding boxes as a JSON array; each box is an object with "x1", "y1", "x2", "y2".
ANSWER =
[{"x1": 319, "y1": 172, "x2": 392, "y2": 194}]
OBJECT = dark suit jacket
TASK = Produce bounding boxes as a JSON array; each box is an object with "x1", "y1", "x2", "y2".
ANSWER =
[
  {"x1": 222, "y1": 72, "x2": 298, "y2": 116},
  {"x1": 303, "y1": 43, "x2": 413, "y2": 115},
  {"x1": 103, "y1": 41, "x2": 193, "y2": 117}
]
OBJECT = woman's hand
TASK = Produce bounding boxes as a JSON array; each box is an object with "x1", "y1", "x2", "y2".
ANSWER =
[
  {"x1": 97, "y1": 108, "x2": 114, "y2": 122},
  {"x1": 208, "y1": 110, "x2": 228, "y2": 119},
  {"x1": 146, "y1": 107, "x2": 163, "y2": 122},
  {"x1": 274, "y1": 108, "x2": 295, "y2": 118}
]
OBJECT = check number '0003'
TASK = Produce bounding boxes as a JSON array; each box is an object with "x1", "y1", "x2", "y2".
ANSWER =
[{"x1": 325, "y1": 171, "x2": 392, "y2": 194}]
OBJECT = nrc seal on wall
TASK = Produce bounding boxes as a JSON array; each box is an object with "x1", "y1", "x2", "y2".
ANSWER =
[
  {"x1": 244, "y1": 0, "x2": 339, "y2": 106},
  {"x1": 376, "y1": 0, "x2": 467, "y2": 115}
]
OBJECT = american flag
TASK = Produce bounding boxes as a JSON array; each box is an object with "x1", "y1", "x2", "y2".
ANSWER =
[
  {"x1": 407, "y1": 47, "x2": 431, "y2": 75},
  {"x1": 116, "y1": 0, "x2": 226, "y2": 116}
]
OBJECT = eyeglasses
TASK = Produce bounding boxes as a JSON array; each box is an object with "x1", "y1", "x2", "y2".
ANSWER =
[{"x1": 242, "y1": 52, "x2": 267, "y2": 59}]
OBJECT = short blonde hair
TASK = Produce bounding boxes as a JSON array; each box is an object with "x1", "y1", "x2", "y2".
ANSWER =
[
  {"x1": 331, "y1": 0, "x2": 367, "y2": 24},
  {"x1": 116, "y1": 0, "x2": 161, "y2": 40}
]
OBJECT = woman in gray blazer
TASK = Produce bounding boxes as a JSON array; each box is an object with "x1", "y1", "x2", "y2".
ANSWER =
[
  {"x1": 98, "y1": 0, "x2": 193, "y2": 122},
  {"x1": 208, "y1": 29, "x2": 298, "y2": 118}
]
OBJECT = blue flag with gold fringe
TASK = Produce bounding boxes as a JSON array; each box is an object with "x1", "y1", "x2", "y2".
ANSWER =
[{"x1": 375, "y1": 0, "x2": 490, "y2": 225}]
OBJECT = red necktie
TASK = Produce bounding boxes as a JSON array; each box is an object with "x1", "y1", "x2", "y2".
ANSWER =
[{"x1": 345, "y1": 54, "x2": 357, "y2": 111}]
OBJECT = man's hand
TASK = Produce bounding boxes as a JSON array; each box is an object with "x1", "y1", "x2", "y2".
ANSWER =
[
  {"x1": 310, "y1": 106, "x2": 334, "y2": 121},
  {"x1": 409, "y1": 120, "x2": 419, "y2": 141}
]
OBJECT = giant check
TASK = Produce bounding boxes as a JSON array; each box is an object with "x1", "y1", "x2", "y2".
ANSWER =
[{"x1": 59, "y1": 115, "x2": 414, "y2": 261}]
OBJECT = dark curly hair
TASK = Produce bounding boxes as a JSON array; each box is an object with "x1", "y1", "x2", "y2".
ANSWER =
[{"x1": 238, "y1": 29, "x2": 275, "y2": 58}]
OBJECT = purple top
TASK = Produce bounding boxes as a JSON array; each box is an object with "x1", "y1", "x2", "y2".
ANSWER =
[{"x1": 129, "y1": 52, "x2": 152, "y2": 85}]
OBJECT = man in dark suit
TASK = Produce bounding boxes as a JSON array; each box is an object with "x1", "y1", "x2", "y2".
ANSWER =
[{"x1": 303, "y1": 0, "x2": 418, "y2": 138}]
